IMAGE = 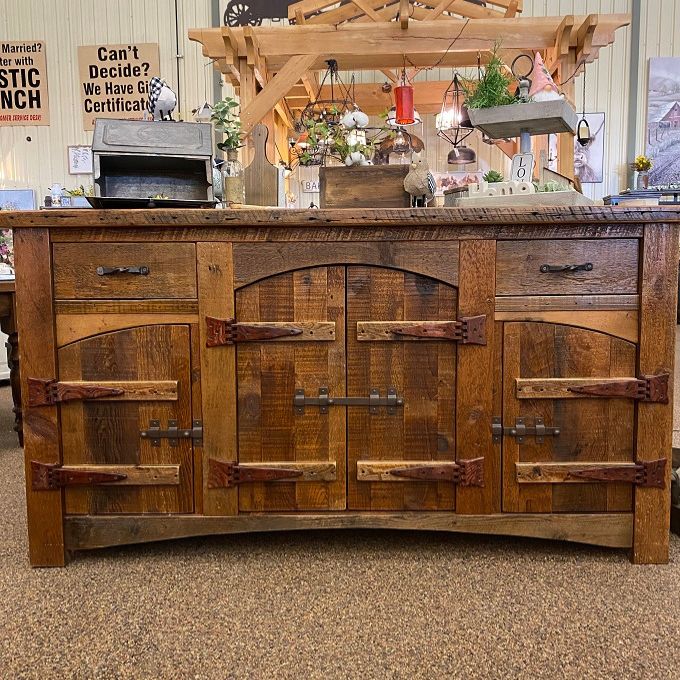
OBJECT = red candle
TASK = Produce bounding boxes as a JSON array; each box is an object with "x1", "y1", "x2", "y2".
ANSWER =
[{"x1": 394, "y1": 84, "x2": 415, "y2": 125}]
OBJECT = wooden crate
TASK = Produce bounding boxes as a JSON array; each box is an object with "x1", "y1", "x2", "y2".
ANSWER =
[{"x1": 320, "y1": 165, "x2": 410, "y2": 208}]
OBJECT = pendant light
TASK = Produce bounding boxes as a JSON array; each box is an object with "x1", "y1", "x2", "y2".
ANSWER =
[
  {"x1": 436, "y1": 73, "x2": 476, "y2": 165},
  {"x1": 577, "y1": 65, "x2": 591, "y2": 146},
  {"x1": 394, "y1": 67, "x2": 415, "y2": 126}
]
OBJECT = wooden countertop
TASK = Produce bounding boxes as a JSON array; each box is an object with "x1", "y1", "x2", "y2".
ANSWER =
[{"x1": 2, "y1": 206, "x2": 680, "y2": 229}]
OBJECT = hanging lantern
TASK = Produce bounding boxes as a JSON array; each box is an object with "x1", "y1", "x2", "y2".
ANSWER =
[
  {"x1": 394, "y1": 69, "x2": 415, "y2": 126},
  {"x1": 577, "y1": 118, "x2": 591, "y2": 146},
  {"x1": 436, "y1": 73, "x2": 473, "y2": 146}
]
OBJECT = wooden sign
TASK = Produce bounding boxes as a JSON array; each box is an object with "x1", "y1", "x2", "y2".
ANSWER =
[
  {"x1": 511, "y1": 153, "x2": 534, "y2": 182},
  {"x1": 0, "y1": 40, "x2": 49, "y2": 126},
  {"x1": 77, "y1": 43, "x2": 160, "y2": 131}
]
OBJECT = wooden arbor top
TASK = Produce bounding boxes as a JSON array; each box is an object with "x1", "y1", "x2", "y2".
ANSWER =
[{"x1": 189, "y1": 2, "x2": 630, "y2": 136}]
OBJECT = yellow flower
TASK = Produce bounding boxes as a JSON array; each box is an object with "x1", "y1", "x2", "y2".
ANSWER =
[{"x1": 634, "y1": 155, "x2": 652, "y2": 171}]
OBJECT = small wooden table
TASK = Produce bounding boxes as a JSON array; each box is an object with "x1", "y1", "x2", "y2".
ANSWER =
[{"x1": 0, "y1": 280, "x2": 22, "y2": 446}]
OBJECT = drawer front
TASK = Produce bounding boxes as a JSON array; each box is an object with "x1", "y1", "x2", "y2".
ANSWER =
[
  {"x1": 496, "y1": 239, "x2": 639, "y2": 296},
  {"x1": 53, "y1": 242, "x2": 197, "y2": 299}
]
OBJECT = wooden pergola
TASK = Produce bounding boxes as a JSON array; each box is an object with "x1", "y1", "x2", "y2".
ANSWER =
[{"x1": 189, "y1": 1, "x2": 630, "y2": 177}]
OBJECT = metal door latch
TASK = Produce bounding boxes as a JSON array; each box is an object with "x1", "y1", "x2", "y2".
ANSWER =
[
  {"x1": 492, "y1": 417, "x2": 561, "y2": 444},
  {"x1": 294, "y1": 387, "x2": 403, "y2": 415},
  {"x1": 96, "y1": 266, "x2": 150, "y2": 276},
  {"x1": 140, "y1": 420, "x2": 203, "y2": 446}
]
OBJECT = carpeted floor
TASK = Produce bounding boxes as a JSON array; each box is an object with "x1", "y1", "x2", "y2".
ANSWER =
[{"x1": 1, "y1": 386, "x2": 679, "y2": 679}]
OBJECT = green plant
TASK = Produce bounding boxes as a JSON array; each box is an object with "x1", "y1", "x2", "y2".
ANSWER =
[
  {"x1": 483, "y1": 170, "x2": 504, "y2": 183},
  {"x1": 463, "y1": 42, "x2": 518, "y2": 109},
  {"x1": 66, "y1": 185, "x2": 94, "y2": 197},
  {"x1": 211, "y1": 96, "x2": 242, "y2": 151},
  {"x1": 535, "y1": 180, "x2": 567, "y2": 192}
]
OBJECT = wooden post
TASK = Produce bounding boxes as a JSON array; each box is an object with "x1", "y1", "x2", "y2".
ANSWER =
[
  {"x1": 14, "y1": 229, "x2": 65, "y2": 566},
  {"x1": 633, "y1": 223, "x2": 679, "y2": 563},
  {"x1": 557, "y1": 48, "x2": 576, "y2": 181},
  {"x1": 239, "y1": 57, "x2": 257, "y2": 167}
]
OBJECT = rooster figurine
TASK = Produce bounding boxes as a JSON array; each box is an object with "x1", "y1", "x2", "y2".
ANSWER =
[
  {"x1": 404, "y1": 152, "x2": 435, "y2": 207},
  {"x1": 147, "y1": 77, "x2": 177, "y2": 121}
]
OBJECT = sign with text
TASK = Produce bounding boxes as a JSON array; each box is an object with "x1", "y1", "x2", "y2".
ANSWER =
[
  {"x1": 77, "y1": 43, "x2": 160, "y2": 130},
  {"x1": 511, "y1": 153, "x2": 534, "y2": 182},
  {"x1": 0, "y1": 40, "x2": 49, "y2": 126}
]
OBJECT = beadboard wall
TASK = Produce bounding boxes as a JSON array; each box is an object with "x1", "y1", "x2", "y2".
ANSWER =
[{"x1": 2, "y1": 0, "x2": 679, "y2": 204}]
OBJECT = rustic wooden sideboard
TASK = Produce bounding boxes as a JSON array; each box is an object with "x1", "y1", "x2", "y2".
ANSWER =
[{"x1": 2, "y1": 207, "x2": 678, "y2": 567}]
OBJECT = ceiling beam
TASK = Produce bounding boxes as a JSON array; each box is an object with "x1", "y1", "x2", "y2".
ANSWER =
[{"x1": 399, "y1": 0, "x2": 410, "y2": 29}]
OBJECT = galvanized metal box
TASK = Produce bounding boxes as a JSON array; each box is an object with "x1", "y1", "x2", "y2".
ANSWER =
[{"x1": 91, "y1": 119, "x2": 215, "y2": 208}]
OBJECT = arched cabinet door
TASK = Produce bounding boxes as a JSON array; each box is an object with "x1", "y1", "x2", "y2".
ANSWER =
[
  {"x1": 57, "y1": 325, "x2": 194, "y2": 515},
  {"x1": 501, "y1": 322, "x2": 647, "y2": 513}
]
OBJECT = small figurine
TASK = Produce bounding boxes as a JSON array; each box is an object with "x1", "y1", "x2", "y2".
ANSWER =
[
  {"x1": 404, "y1": 151, "x2": 435, "y2": 207},
  {"x1": 528, "y1": 52, "x2": 562, "y2": 102},
  {"x1": 147, "y1": 77, "x2": 177, "y2": 121}
]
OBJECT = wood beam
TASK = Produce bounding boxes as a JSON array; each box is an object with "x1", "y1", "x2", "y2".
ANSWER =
[
  {"x1": 399, "y1": 0, "x2": 409, "y2": 29},
  {"x1": 428, "y1": 0, "x2": 455, "y2": 21},
  {"x1": 504, "y1": 0, "x2": 519, "y2": 18},
  {"x1": 351, "y1": 0, "x2": 384, "y2": 22},
  {"x1": 240, "y1": 54, "x2": 317, "y2": 136}
]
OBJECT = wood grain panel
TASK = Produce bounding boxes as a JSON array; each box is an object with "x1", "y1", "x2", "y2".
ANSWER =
[
  {"x1": 517, "y1": 462, "x2": 643, "y2": 484},
  {"x1": 232, "y1": 241, "x2": 460, "y2": 288},
  {"x1": 320, "y1": 165, "x2": 410, "y2": 208},
  {"x1": 53, "y1": 465, "x2": 180, "y2": 485},
  {"x1": 44, "y1": 380, "x2": 178, "y2": 401},
  {"x1": 495, "y1": 295, "x2": 639, "y2": 312},
  {"x1": 53, "y1": 242, "x2": 197, "y2": 299},
  {"x1": 502, "y1": 322, "x2": 636, "y2": 514},
  {"x1": 236, "y1": 266, "x2": 346, "y2": 511},
  {"x1": 347, "y1": 267, "x2": 457, "y2": 511},
  {"x1": 516, "y1": 377, "x2": 640, "y2": 399},
  {"x1": 59, "y1": 325, "x2": 193, "y2": 515},
  {"x1": 496, "y1": 239, "x2": 639, "y2": 295},
  {"x1": 15, "y1": 228, "x2": 65, "y2": 566},
  {"x1": 634, "y1": 223, "x2": 679, "y2": 563}
]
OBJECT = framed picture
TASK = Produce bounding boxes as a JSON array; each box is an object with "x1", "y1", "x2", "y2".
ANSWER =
[
  {"x1": 431, "y1": 171, "x2": 483, "y2": 196},
  {"x1": 573, "y1": 112, "x2": 605, "y2": 183},
  {"x1": 68, "y1": 145, "x2": 94, "y2": 175},
  {"x1": 0, "y1": 188, "x2": 36, "y2": 211}
]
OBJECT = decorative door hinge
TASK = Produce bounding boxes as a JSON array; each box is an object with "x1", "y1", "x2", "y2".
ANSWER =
[
  {"x1": 294, "y1": 387, "x2": 403, "y2": 415},
  {"x1": 208, "y1": 459, "x2": 303, "y2": 488},
  {"x1": 206, "y1": 316, "x2": 303, "y2": 347},
  {"x1": 492, "y1": 417, "x2": 561, "y2": 444},
  {"x1": 140, "y1": 420, "x2": 203, "y2": 447},
  {"x1": 567, "y1": 373, "x2": 669, "y2": 403},
  {"x1": 27, "y1": 378, "x2": 124, "y2": 407},
  {"x1": 391, "y1": 315, "x2": 486, "y2": 345},
  {"x1": 390, "y1": 457, "x2": 484, "y2": 487},
  {"x1": 567, "y1": 458, "x2": 666, "y2": 488},
  {"x1": 31, "y1": 460, "x2": 127, "y2": 490}
]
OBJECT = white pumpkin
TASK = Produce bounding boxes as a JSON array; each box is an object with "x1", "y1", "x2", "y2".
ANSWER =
[
  {"x1": 352, "y1": 110, "x2": 369, "y2": 128},
  {"x1": 344, "y1": 155, "x2": 354, "y2": 166},
  {"x1": 341, "y1": 111, "x2": 357, "y2": 129},
  {"x1": 350, "y1": 151, "x2": 365, "y2": 164}
]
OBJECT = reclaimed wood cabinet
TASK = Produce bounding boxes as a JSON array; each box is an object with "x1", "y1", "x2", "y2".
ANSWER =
[{"x1": 2, "y1": 207, "x2": 677, "y2": 567}]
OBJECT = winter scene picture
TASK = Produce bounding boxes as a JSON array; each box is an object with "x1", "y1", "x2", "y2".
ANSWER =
[{"x1": 646, "y1": 57, "x2": 680, "y2": 186}]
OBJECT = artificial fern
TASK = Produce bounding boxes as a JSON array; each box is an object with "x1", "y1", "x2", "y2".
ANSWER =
[{"x1": 464, "y1": 43, "x2": 518, "y2": 109}]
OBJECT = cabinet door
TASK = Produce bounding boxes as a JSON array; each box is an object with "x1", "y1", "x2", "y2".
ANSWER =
[
  {"x1": 502, "y1": 322, "x2": 636, "y2": 513},
  {"x1": 235, "y1": 267, "x2": 346, "y2": 511},
  {"x1": 59, "y1": 325, "x2": 194, "y2": 514},
  {"x1": 347, "y1": 267, "x2": 458, "y2": 511}
]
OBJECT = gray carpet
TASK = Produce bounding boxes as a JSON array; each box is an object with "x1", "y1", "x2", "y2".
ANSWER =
[{"x1": 1, "y1": 386, "x2": 679, "y2": 679}]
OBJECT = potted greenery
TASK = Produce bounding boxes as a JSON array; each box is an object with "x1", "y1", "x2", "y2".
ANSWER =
[
  {"x1": 211, "y1": 96, "x2": 244, "y2": 205},
  {"x1": 632, "y1": 155, "x2": 653, "y2": 190}
]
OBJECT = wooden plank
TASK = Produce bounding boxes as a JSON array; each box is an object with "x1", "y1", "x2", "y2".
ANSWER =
[
  {"x1": 494, "y1": 295, "x2": 639, "y2": 312},
  {"x1": 39, "y1": 380, "x2": 178, "y2": 401},
  {"x1": 456, "y1": 240, "x2": 498, "y2": 514},
  {"x1": 55, "y1": 300, "x2": 198, "y2": 315},
  {"x1": 240, "y1": 54, "x2": 317, "y2": 136},
  {"x1": 356, "y1": 320, "x2": 462, "y2": 341},
  {"x1": 494, "y1": 310, "x2": 638, "y2": 344},
  {"x1": 358, "y1": 460, "x2": 459, "y2": 482},
  {"x1": 235, "y1": 320, "x2": 336, "y2": 341},
  {"x1": 64, "y1": 512, "x2": 634, "y2": 551},
  {"x1": 190, "y1": 322, "x2": 204, "y2": 515},
  {"x1": 198, "y1": 243, "x2": 238, "y2": 515},
  {"x1": 515, "y1": 377, "x2": 640, "y2": 399},
  {"x1": 50, "y1": 465, "x2": 180, "y2": 486},
  {"x1": 399, "y1": 0, "x2": 409, "y2": 28},
  {"x1": 244, "y1": 123, "x2": 279, "y2": 207},
  {"x1": 237, "y1": 461, "x2": 336, "y2": 481},
  {"x1": 516, "y1": 461, "x2": 644, "y2": 484},
  {"x1": 15, "y1": 228, "x2": 65, "y2": 566},
  {"x1": 634, "y1": 223, "x2": 679, "y2": 563},
  {"x1": 428, "y1": 0, "x2": 455, "y2": 21},
  {"x1": 496, "y1": 239, "x2": 639, "y2": 296},
  {"x1": 56, "y1": 313, "x2": 199, "y2": 347},
  {"x1": 352, "y1": 0, "x2": 384, "y2": 22},
  {"x1": 233, "y1": 241, "x2": 459, "y2": 288}
]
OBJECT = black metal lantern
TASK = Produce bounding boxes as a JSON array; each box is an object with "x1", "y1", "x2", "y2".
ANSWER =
[{"x1": 436, "y1": 73, "x2": 476, "y2": 165}]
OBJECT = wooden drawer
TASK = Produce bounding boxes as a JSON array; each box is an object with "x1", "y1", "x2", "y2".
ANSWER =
[
  {"x1": 53, "y1": 243, "x2": 197, "y2": 299},
  {"x1": 496, "y1": 239, "x2": 639, "y2": 295}
]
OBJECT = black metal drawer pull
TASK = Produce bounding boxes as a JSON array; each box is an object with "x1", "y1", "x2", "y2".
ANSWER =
[
  {"x1": 96, "y1": 266, "x2": 150, "y2": 276},
  {"x1": 539, "y1": 263, "x2": 593, "y2": 273}
]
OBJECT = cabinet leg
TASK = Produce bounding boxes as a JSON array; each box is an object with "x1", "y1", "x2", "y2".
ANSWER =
[{"x1": 6, "y1": 331, "x2": 22, "y2": 447}]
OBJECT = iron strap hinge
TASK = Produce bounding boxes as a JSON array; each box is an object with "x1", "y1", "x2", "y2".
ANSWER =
[
  {"x1": 567, "y1": 458, "x2": 667, "y2": 488},
  {"x1": 294, "y1": 387, "x2": 404, "y2": 415},
  {"x1": 492, "y1": 417, "x2": 561, "y2": 444},
  {"x1": 208, "y1": 459, "x2": 303, "y2": 488},
  {"x1": 391, "y1": 315, "x2": 486, "y2": 345},
  {"x1": 205, "y1": 316, "x2": 303, "y2": 347},
  {"x1": 31, "y1": 460, "x2": 127, "y2": 490},
  {"x1": 27, "y1": 378, "x2": 124, "y2": 407},
  {"x1": 140, "y1": 420, "x2": 203, "y2": 447},
  {"x1": 390, "y1": 457, "x2": 485, "y2": 487},
  {"x1": 567, "y1": 373, "x2": 669, "y2": 403}
]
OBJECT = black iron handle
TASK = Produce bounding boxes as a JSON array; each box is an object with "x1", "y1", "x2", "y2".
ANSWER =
[
  {"x1": 540, "y1": 263, "x2": 593, "y2": 273},
  {"x1": 96, "y1": 266, "x2": 150, "y2": 276}
]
